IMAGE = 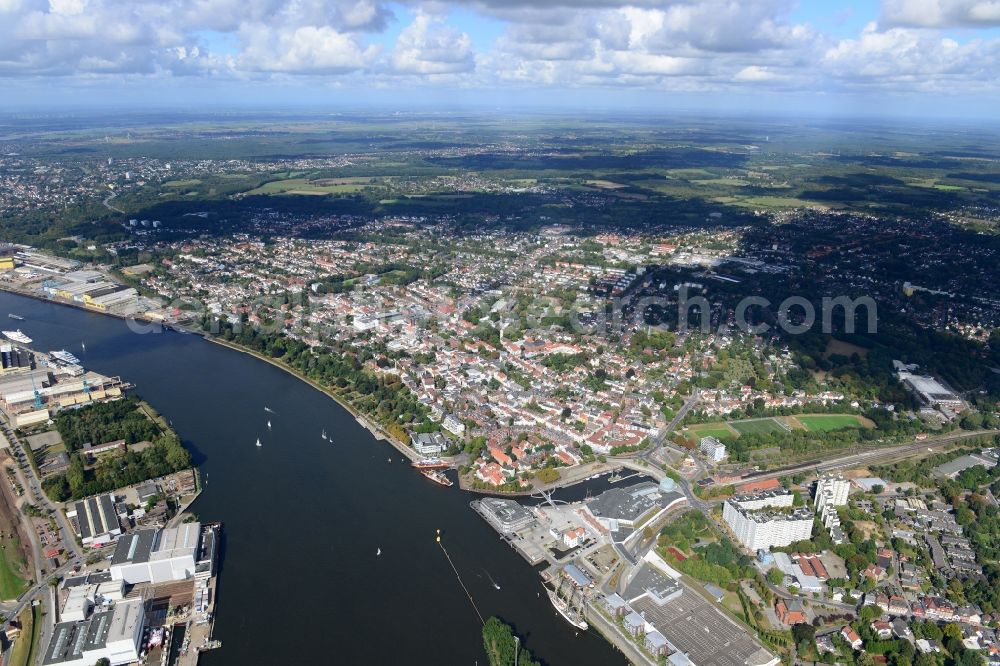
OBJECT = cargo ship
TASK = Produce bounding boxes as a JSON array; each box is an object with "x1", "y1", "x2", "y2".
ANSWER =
[
  {"x1": 420, "y1": 469, "x2": 453, "y2": 487},
  {"x1": 2, "y1": 330, "x2": 31, "y2": 344},
  {"x1": 411, "y1": 457, "x2": 448, "y2": 470}
]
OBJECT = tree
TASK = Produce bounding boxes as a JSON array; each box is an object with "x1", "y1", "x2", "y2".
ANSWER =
[
  {"x1": 791, "y1": 622, "x2": 815, "y2": 645},
  {"x1": 767, "y1": 568, "x2": 784, "y2": 586}
]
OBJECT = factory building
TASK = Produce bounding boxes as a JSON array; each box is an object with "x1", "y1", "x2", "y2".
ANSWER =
[
  {"x1": 42, "y1": 598, "x2": 145, "y2": 666},
  {"x1": 110, "y1": 522, "x2": 202, "y2": 585},
  {"x1": 67, "y1": 493, "x2": 122, "y2": 547},
  {"x1": 584, "y1": 480, "x2": 685, "y2": 533}
]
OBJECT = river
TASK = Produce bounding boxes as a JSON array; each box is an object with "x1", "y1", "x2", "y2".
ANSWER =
[{"x1": 0, "y1": 291, "x2": 626, "y2": 665}]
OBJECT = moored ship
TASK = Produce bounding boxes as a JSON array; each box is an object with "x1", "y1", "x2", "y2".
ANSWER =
[
  {"x1": 411, "y1": 457, "x2": 448, "y2": 470},
  {"x1": 2, "y1": 329, "x2": 31, "y2": 344},
  {"x1": 420, "y1": 469, "x2": 453, "y2": 487}
]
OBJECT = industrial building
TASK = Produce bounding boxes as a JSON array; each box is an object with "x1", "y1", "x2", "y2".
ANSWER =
[
  {"x1": 42, "y1": 598, "x2": 145, "y2": 666},
  {"x1": 68, "y1": 494, "x2": 122, "y2": 547},
  {"x1": 614, "y1": 560, "x2": 780, "y2": 666},
  {"x1": 584, "y1": 480, "x2": 685, "y2": 532},
  {"x1": 475, "y1": 498, "x2": 536, "y2": 534},
  {"x1": 897, "y1": 369, "x2": 964, "y2": 412},
  {"x1": 723, "y1": 490, "x2": 814, "y2": 551},
  {"x1": 110, "y1": 522, "x2": 202, "y2": 584}
]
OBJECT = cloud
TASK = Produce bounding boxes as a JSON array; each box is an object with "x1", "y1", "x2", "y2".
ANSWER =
[
  {"x1": 390, "y1": 12, "x2": 474, "y2": 74},
  {"x1": 238, "y1": 24, "x2": 380, "y2": 73},
  {"x1": 822, "y1": 22, "x2": 1000, "y2": 90},
  {"x1": 881, "y1": 0, "x2": 1000, "y2": 28},
  {"x1": 0, "y1": 0, "x2": 996, "y2": 108}
]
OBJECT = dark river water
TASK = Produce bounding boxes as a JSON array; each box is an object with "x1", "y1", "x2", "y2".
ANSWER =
[{"x1": 0, "y1": 291, "x2": 626, "y2": 665}]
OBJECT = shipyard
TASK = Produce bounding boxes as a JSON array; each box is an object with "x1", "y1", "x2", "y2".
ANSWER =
[{"x1": 0, "y1": 323, "x2": 223, "y2": 666}]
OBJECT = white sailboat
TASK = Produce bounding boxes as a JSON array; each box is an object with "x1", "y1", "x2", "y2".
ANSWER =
[
  {"x1": 321, "y1": 429, "x2": 327, "y2": 440},
  {"x1": 376, "y1": 547, "x2": 381, "y2": 556},
  {"x1": 255, "y1": 438, "x2": 261, "y2": 447},
  {"x1": 267, "y1": 420, "x2": 272, "y2": 429}
]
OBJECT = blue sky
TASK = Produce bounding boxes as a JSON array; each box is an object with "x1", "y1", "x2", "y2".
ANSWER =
[{"x1": 3, "y1": 0, "x2": 1000, "y2": 118}]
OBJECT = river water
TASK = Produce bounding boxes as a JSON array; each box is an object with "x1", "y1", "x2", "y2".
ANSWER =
[{"x1": 0, "y1": 291, "x2": 625, "y2": 665}]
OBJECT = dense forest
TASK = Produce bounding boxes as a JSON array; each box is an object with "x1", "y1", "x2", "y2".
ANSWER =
[
  {"x1": 39, "y1": 396, "x2": 192, "y2": 501},
  {"x1": 481, "y1": 617, "x2": 540, "y2": 666},
  {"x1": 54, "y1": 396, "x2": 162, "y2": 451}
]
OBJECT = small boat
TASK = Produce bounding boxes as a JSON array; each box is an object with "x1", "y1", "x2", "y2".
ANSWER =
[
  {"x1": 376, "y1": 548, "x2": 381, "y2": 556},
  {"x1": 321, "y1": 429, "x2": 327, "y2": 440},
  {"x1": 264, "y1": 406, "x2": 275, "y2": 414},
  {"x1": 420, "y1": 469, "x2": 454, "y2": 487},
  {"x1": 255, "y1": 438, "x2": 261, "y2": 447},
  {"x1": 81, "y1": 342, "x2": 86, "y2": 351},
  {"x1": 267, "y1": 420, "x2": 272, "y2": 429},
  {"x1": 2, "y1": 330, "x2": 31, "y2": 344},
  {"x1": 388, "y1": 458, "x2": 392, "y2": 463},
  {"x1": 7, "y1": 314, "x2": 23, "y2": 320}
]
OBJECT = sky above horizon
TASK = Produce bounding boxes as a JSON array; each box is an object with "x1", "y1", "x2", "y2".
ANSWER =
[{"x1": 3, "y1": 0, "x2": 1000, "y2": 118}]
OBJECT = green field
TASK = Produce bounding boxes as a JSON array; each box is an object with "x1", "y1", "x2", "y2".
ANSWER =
[
  {"x1": 797, "y1": 414, "x2": 868, "y2": 432},
  {"x1": 0, "y1": 535, "x2": 29, "y2": 600},
  {"x1": 729, "y1": 418, "x2": 788, "y2": 436},
  {"x1": 9, "y1": 605, "x2": 39, "y2": 666},
  {"x1": 685, "y1": 423, "x2": 739, "y2": 441},
  {"x1": 245, "y1": 178, "x2": 369, "y2": 196}
]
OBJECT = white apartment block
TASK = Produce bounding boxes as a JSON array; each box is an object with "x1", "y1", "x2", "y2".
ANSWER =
[
  {"x1": 723, "y1": 490, "x2": 813, "y2": 551},
  {"x1": 814, "y1": 475, "x2": 850, "y2": 509},
  {"x1": 699, "y1": 436, "x2": 727, "y2": 462}
]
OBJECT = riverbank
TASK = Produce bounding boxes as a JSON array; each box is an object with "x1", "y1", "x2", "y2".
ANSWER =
[
  {"x1": 201, "y1": 336, "x2": 422, "y2": 463},
  {"x1": 0, "y1": 287, "x2": 626, "y2": 666}
]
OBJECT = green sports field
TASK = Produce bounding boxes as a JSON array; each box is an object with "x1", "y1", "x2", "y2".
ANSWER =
[
  {"x1": 730, "y1": 418, "x2": 788, "y2": 436},
  {"x1": 797, "y1": 414, "x2": 867, "y2": 432},
  {"x1": 685, "y1": 422, "x2": 739, "y2": 441}
]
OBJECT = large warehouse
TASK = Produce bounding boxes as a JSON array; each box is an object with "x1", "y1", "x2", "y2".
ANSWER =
[
  {"x1": 110, "y1": 522, "x2": 201, "y2": 584},
  {"x1": 67, "y1": 493, "x2": 122, "y2": 547},
  {"x1": 42, "y1": 598, "x2": 145, "y2": 666}
]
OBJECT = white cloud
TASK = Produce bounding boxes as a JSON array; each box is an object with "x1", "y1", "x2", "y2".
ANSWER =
[
  {"x1": 881, "y1": 0, "x2": 1000, "y2": 27},
  {"x1": 0, "y1": 0, "x2": 995, "y2": 105},
  {"x1": 238, "y1": 24, "x2": 379, "y2": 73},
  {"x1": 390, "y1": 12, "x2": 474, "y2": 74}
]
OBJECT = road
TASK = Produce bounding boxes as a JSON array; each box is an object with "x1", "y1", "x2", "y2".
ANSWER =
[
  {"x1": 102, "y1": 189, "x2": 124, "y2": 215},
  {"x1": 0, "y1": 423, "x2": 82, "y2": 562},
  {"x1": 0, "y1": 420, "x2": 85, "y2": 666}
]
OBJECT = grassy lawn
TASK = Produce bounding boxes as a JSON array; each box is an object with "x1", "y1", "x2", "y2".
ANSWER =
[
  {"x1": 686, "y1": 423, "x2": 739, "y2": 441},
  {"x1": 0, "y1": 535, "x2": 29, "y2": 600},
  {"x1": 9, "y1": 605, "x2": 39, "y2": 666},
  {"x1": 245, "y1": 178, "x2": 367, "y2": 196},
  {"x1": 797, "y1": 414, "x2": 867, "y2": 432},
  {"x1": 729, "y1": 418, "x2": 788, "y2": 436}
]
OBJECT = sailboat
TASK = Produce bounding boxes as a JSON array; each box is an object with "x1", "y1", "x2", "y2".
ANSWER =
[
  {"x1": 255, "y1": 438, "x2": 261, "y2": 447},
  {"x1": 321, "y1": 429, "x2": 327, "y2": 440},
  {"x1": 81, "y1": 342, "x2": 86, "y2": 351},
  {"x1": 267, "y1": 420, "x2": 272, "y2": 429},
  {"x1": 376, "y1": 548, "x2": 382, "y2": 556}
]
